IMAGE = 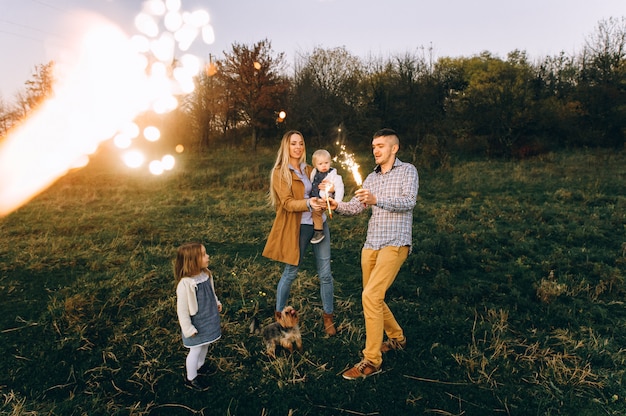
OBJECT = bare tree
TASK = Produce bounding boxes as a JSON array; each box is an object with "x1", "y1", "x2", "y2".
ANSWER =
[
  {"x1": 578, "y1": 17, "x2": 626, "y2": 147},
  {"x1": 583, "y1": 17, "x2": 626, "y2": 84},
  {"x1": 24, "y1": 61, "x2": 56, "y2": 111},
  {"x1": 290, "y1": 46, "x2": 365, "y2": 147}
]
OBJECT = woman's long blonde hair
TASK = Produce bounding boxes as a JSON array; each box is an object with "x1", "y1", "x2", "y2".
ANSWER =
[
  {"x1": 174, "y1": 242, "x2": 208, "y2": 282},
  {"x1": 268, "y1": 130, "x2": 306, "y2": 208}
]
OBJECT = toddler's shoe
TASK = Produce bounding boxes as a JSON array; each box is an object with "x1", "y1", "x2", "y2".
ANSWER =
[{"x1": 310, "y1": 230, "x2": 325, "y2": 244}]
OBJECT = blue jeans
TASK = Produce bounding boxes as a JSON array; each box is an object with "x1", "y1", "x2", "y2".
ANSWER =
[{"x1": 276, "y1": 222, "x2": 334, "y2": 314}]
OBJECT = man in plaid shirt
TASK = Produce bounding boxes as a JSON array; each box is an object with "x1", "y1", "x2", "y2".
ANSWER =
[{"x1": 328, "y1": 128, "x2": 419, "y2": 380}]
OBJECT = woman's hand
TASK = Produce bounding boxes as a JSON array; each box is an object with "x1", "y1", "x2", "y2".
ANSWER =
[
  {"x1": 319, "y1": 181, "x2": 334, "y2": 196},
  {"x1": 308, "y1": 197, "x2": 325, "y2": 211}
]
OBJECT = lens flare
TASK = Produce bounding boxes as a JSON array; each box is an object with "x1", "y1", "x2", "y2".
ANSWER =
[
  {"x1": 123, "y1": 150, "x2": 145, "y2": 168},
  {"x1": 114, "y1": 134, "x2": 133, "y2": 149},
  {"x1": 0, "y1": 0, "x2": 216, "y2": 216},
  {"x1": 143, "y1": 126, "x2": 161, "y2": 142},
  {"x1": 149, "y1": 160, "x2": 165, "y2": 175},
  {"x1": 162, "y1": 154, "x2": 175, "y2": 170}
]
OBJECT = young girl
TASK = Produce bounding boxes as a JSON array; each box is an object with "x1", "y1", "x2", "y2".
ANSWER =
[{"x1": 175, "y1": 242, "x2": 222, "y2": 391}]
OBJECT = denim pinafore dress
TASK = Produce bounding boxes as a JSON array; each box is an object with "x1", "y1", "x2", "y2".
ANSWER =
[{"x1": 182, "y1": 272, "x2": 221, "y2": 348}]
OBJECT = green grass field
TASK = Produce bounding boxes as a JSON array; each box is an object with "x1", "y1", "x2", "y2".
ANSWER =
[{"x1": 1, "y1": 146, "x2": 626, "y2": 415}]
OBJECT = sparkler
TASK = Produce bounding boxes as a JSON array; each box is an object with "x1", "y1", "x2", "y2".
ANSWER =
[
  {"x1": 333, "y1": 143, "x2": 366, "y2": 208},
  {"x1": 319, "y1": 183, "x2": 334, "y2": 219},
  {"x1": 0, "y1": 0, "x2": 215, "y2": 217},
  {"x1": 333, "y1": 144, "x2": 362, "y2": 187}
]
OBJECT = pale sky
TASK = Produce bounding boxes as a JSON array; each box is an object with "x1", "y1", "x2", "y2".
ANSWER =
[{"x1": 1, "y1": 0, "x2": 624, "y2": 99}]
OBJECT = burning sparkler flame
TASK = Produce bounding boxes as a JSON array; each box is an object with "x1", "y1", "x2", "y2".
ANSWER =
[
  {"x1": 333, "y1": 144, "x2": 363, "y2": 187},
  {"x1": 0, "y1": 0, "x2": 215, "y2": 217}
]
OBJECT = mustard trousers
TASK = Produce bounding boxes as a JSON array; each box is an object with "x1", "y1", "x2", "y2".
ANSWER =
[{"x1": 361, "y1": 245, "x2": 409, "y2": 367}]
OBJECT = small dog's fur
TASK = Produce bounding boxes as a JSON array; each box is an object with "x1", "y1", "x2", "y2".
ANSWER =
[{"x1": 251, "y1": 306, "x2": 302, "y2": 358}]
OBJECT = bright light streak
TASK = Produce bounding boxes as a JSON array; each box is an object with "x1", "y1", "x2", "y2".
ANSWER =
[
  {"x1": 0, "y1": 1, "x2": 216, "y2": 216},
  {"x1": 72, "y1": 155, "x2": 90, "y2": 169},
  {"x1": 130, "y1": 35, "x2": 151, "y2": 53},
  {"x1": 121, "y1": 122, "x2": 140, "y2": 139},
  {"x1": 0, "y1": 20, "x2": 150, "y2": 216}
]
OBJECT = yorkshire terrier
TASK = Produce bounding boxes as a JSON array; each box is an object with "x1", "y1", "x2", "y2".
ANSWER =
[{"x1": 251, "y1": 306, "x2": 302, "y2": 358}]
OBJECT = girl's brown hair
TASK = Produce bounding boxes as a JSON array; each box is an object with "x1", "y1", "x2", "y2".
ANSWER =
[{"x1": 174, "y1": 242, "x2": 207, "y2": 281}]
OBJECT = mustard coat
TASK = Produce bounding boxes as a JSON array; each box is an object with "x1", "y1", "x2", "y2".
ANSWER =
[{"x1": 262, "y1": 164, "x2": 313, "y2": 266}]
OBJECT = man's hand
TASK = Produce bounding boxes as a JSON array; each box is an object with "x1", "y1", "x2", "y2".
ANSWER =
[{"x1": 355, "y1": 188, "x2": 377, "y2": 206}]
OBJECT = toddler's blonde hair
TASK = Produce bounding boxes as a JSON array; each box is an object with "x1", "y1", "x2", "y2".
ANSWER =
[{"x1": 312, "y1": 149, "x2": 331, "y2": 167}]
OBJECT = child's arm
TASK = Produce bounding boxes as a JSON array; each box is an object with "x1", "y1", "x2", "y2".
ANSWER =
[
  {"x1": 333, "y1": 173, "x2": 345, "y2": 202},
  {"x1": 176, "y1": 279, "x2": 198, "y2": 337},
  {"x1": 209, "y1": 272, "x2": 223, "y2": 312}
]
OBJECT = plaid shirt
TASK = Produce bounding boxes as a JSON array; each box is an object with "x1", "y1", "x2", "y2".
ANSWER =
[{"x1": 336, "y1": 158, "x2": 418, "y2": 251}]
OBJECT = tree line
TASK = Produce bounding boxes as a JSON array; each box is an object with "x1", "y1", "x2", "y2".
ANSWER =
[{"x1": 2, "y1": 17, "x2": 624, "y2": 165}]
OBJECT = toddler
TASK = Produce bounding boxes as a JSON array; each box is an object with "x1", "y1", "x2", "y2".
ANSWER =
[{"x1": 309, "y1": 149, "x2": 344, "y2": 244}]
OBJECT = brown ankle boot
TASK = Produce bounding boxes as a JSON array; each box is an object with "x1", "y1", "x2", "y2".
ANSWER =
[{"x1": 323, "y1": 313, "x2": 336, "y2": 336}]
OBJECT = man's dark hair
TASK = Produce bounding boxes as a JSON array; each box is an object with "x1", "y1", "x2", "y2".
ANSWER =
[{"x1": 373, "y1": 128, "x2": 398, "y2": 138}]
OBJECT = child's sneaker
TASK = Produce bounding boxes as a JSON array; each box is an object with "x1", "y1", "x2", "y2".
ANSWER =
[
  {"x1": 310, "y1": 230, "x2": 325, "y2": 244},
  {"x1": 197, "y1": 362, "x2": 214, "y2": 376},
  {"x1": 184, "y1": 375, "x2": 210, "y2": 391}
]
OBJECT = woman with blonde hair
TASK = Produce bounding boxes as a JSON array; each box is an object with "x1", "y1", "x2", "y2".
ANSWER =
[{"x1": 262, "y1": 130, "x2": 337, "y2": 336}]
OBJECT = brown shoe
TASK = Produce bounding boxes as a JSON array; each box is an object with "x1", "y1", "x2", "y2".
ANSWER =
[
  {"x1": 323, "y1": 313, "x2": 336, "y2": 336},
  {"x1": 380, "y1": 337, "x2": 406, "y2": 352},
  {"x1": 381, "y1": 336, "x2": 406, "y2": 353},
  {"x1": 342, "y1": 360, "x2": 382, "y2": 380}
]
